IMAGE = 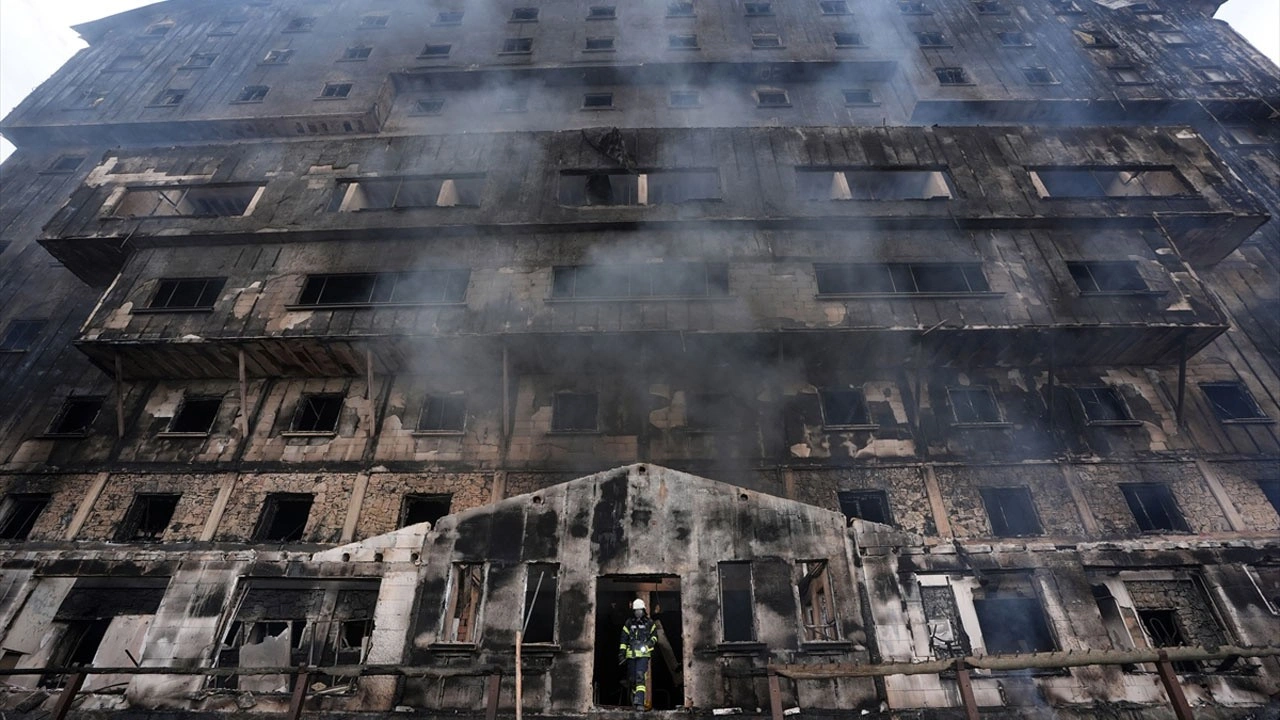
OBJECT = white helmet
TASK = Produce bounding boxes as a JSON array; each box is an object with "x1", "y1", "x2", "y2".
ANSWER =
[{"x1": 632, "y1": 598, "x2": 646, "y2": 611}]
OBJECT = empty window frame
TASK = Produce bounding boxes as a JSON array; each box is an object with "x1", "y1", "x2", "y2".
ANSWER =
[
  {"x1": 166, "y1": 396, "x2": 222, "y2": 434},
  {"x1": 797, "y1": 561, "x2": 838, "y2": 641},
  {"x1": 443, "y1": 563, "x2": 486, "y2": 642},
  {"x1": 435, "y1": 11, "x2": 464, "y2": 25},
  {"x1": 669, "y1": 90, "x2": 701, "y2": 107},
  {"x1": 551, "y1": 392, "x2": 598, "y2": 432},
  {"x1": 283, "y1": 16, "x2": 316, "y2": 32},
  {"x1": 719, "y1": 562, "x2": 755, "y2": 642},
  {"x1": 582, "y1": 92, "x2": 615, "y2": 108},
  {"x1": 1067, "y1": 261, "x2": 1148, "y2": 293},
  {"x1": 585, "y1": 36, "x2": 616, "y2": 51},
  {"x1": 211, "y1": 19, "x2": 246, "y2": 35},
  {"x1": 418, "y1": 394, "x2": 467, "y2": 432},
  {"x1": 1201, "y1": 382, "x2": 1269, "y2": 422},
  {"x1": 0, "y1": 494, "x2": 50, "y2": 540},
  {"x1": 798, "y1": 168, "x2": 956, "y2": 200},
  {"x1": 112, "y1": 185, "x2": 261, "y2": 218},
  {"x1": 1156, "y1": 30, "x2": 1193, "y2": 45},
  {"x1": 151, "y1": 89, "x2": 187, "y2": 106},
  {"x1": 558, "y1": 170, "x2": 721, "y2": 206},
  {"x1": 342, "y1": 45, "x2": 373, "y2": 61},
  {"x1": 751, "y1": 33, "x2": 784, "y2": 48},
  {"x1": 833, "y1": 32, "x2": 863, "y2": 47},
  {"x1": 1121, "y1": 483, "x2": 1190, "y2": 532},
  {"x1": 147, "y1": 277, "x2": 226, "y2": 310},
  {"x1": 296, "y1": 271, "x2": 469, "y2": 307},
  {"x1": 757, "y1": 89, "x2": 790, "y2": 107},
  {"x1": 39, "y1": 620, "x2": 111, "y2": 688},
  {"x1": 290, "y1": 394, "x2": 344, "y2": 433},
  {"x1": 551, "y1": 264, "x2": 729, "y2": 299},
  {"x1": 1075, "y1": 386, "x2": 1134, "y2": 424},
  {"x1": 981, "y1": 487, "x2": 1042, "y2": 536},
  {"x1": 815, "y1": 263, "x2": 988, "y2": 294},
  {"x1": 588, "y1": 6, "x2": 618, "y2": 18},
  {"x1": 48, "y1": 397, "x2": 104, "y2": 436},
  {"x1": 1022, "y1": 66, "x2": 1057, "y2": 84},
  {"x1": 413, "y1": 98, "x2": 445, "y2": 114},
  {"x1": 115, "y1": 493, "x2": 180, "y2": 541},
  {"x1": 973, "y1": 594, "x2": 1057, "y2": 653},
  {"x1": 145, "y1": 21, "x2": 174, "y2": 35},
  {"x1": 262, "y1": 49, "x2": 294, "y2": 64},
  {"x1": 523, "y1": 564, "x2": 559, "y2": 644},
  {"x1": 998, "y1": 30, "x2": 1031, "y2": 46},
  {"x1": 0, "y1": 320, "x2": 45, "y2": 352},
  {"x1": 837, "y1": 490, "x2": 892, "y2": 525},
  {"x1": 502, "y1": 38, "x2": 534, "y2": 53},
  {"x1": 899, "y1": 1, "x2": 931, "y2": 13},
  {"x1": 109, "y1": 54, "x2": 146, "y2": 71},
  {"x1": 359, "y1": 13, "x2": 389, "y2": 28},
  {"x1": 510, "y1": 7, "x2": 539, "y2": 21},
  {"x1": 669, "y1": 34, "x2": 699, "y2": 49},
  {"x1": 319, "y1": 82, "x2": 353, "y2": 98},
  {"x1": 974, "y1": 0, "x2": 1008, "y2": 13},
  {"x1": 1258, "y1": 480, "x2": 1280, "y2": 517},
  {"x1": 1030, "y1": 167, "x2": 1190, "y2": 197},
  {"x1": 420, "y1": 43, "x2": 452, "y2": 58},
  {"x1": 667, "y1": 1, "x2": 696, "y2": 17},
  {"x1": 234, "y1": 85, "x2": 269, "y2": 103},
  {"x1": 819, "y1": 0, "x2": 851, "y2": 14},
  {"x1": 917, "y1": 31, "x2": 948, "y2": 47},
  {"x1": 819, "y1": 388, "x2": 872, "y2": 428},
  {"x1": 1109, "y1": 66, "x2": 1148, "y2": 84},
  {"x1": 1053, "y1": 0, "x2": 1085, "y2": 12},
  {"x1": 184, "y1": 53, "x2": 218, "y2": 68},
  {"x1": 920, "y1": 584, "x2": 971, "y2": 657},
  {"x1": 499, "y1": 93, "x2": 530, "y2": 112},
  {"x1": 842, "y1": 88, "x2": 874, "y2": 104},
  {"x1": 745, "y1": 2, "x2": 774, "y2": 14},
  {"x1": 949, "y1": 386, "x2": 1002, "y2": 424},
  {"x1": 685, "y1": 392, "x2": 741, "y2": 431},
  {"x1": 934, "y1": 66, "x2": 971, "y2": 84},
  {"x1": 332, "y1": 176, "x2": 484, "y2": 210},
  {"x1": 1197, "y1": 67, "x2": 1237, "y2": 83},
  {"x1": 253, "y1": 493, "x2": 314, "y2": 541},
  {"x1": 1074, "y1": 28, "x2": 1115, "y2": 47},
  {"x1": 401, "y1": 494, "x2": 452, "y2": 528}
]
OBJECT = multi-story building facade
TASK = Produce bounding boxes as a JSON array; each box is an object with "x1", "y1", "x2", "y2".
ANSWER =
[{"x1": 0, "y1": 0, "x2": 1276, "y2": 715}]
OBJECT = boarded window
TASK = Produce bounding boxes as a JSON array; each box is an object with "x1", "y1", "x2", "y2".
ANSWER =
[
  {"x1": 444, "y1": 563, "x2": 486, "y2": 643},
  {"x1": 949, "y1": 386, "x2": 1002, "y2": 423},
  {"x1": 559, "y1": 170, "x2": 720, "y2": 205},
  {"x1": 1075, "y1": 386, "x2": 1132, "y2": 424},
  {"x1": 551, "y1": 264, "x2": 728, "y2": 298},
  {"x1": 0, "y1": 494, "x2": 50, "y2": 540},
  {"x1": 820, "y1": 388, "x2": 871, "y2": 427},
  {"x1": 980, "y1": 487, "x2": 1042, "y2": 536},
  {"x1": 1067, "y1": 261, "x2": 1147, "y2": 293},
  {"x1": 719, "y1": 562, "x2": 755, "y2": 642},
  {"x1": 816, "y1": 263, "x2": 987, "y2": 294},
  {"x1": 920, "y1": 584, "x2": 970, "y2": 657},
  {"x1": 1201, "y1": 382, "x2": 1267, "y2": 422},
  {"x1": 1030, "y1": 168, "x2": 1188, "y2": 197},
  {"x1": 149, "y1": 277, "x2": 226, "y2": 309},
  {"x1": 418, "y1": 394, "x2": 466, "y2": 432},
  {"x1": 973, "y1": 595, "x2": 1056, "y2": 653},
  {"x1": 290, "y1": 394, "x2": 344, "y2": 433},
  {"x1": 332, "y1": 176, "x2": 484, "y2": 210},
  {"x1": 400, "y1": 494, "x2": 451, "y2": 527},
  {"x1": 48, "y1": 397, "x2": 103, "y2": 435},
  {"x1": 296, "y1": 271, "x2": 469, "y2": 306},
  {"x1": 0, "y1": 320, "x2": 45, "y2": 351},
  {"x1": 113, "y1": 185, "x2": 261, "y2": 217},
  {"x1": 167, "y1": 396, "x2": 222, "y2": 433},
  {"x1": 523, "y1": 564, "x2": 559, "y2": 643},
  {"x1": 116, "y1": 493, "x2": 180, "y2": 541},
  {"x1": 254, "y1": 494, "x2": 314, "y2": 542},
  {"x1": 798, "y1": 168, "x2": 955, "y2": 200},
  {"x1": 797, "y1": 561, "x2": 838, "y2": 641},
  {"x1": 838, "y1": 490, "x2": 892, "y2": 525},
  {"x1": 552, "y1": 392, "x2": 598, "y2": 431},
  {"x1": 1121, "y1": 483, "x2": 1189, "y2": 532}
]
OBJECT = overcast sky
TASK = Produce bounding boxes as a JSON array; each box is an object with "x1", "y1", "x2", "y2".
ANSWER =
[{"x1": 1, "y1": 0, "x2": 1278, "y2": 161}]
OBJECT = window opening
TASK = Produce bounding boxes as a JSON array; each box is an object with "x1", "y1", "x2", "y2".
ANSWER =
[
  {"x1": 435, "y1": 11, "x2": 463, "y2": 25},
  {"x1": 168, "y1": 396, "x2": 222, "y2": 433},
  {"x1": 1157, "y1": 30, "x2": 1192, "y2": 45},
  {"x1": 815, "y1": 263, "x2": 986, "y2": 294},
  {"x1": 949, "y1": 386, "x2": 1002, "y2": 423},
  {"x1": 1109, "y1": 66, "x2": 1148, "y2": 84},
  {"x1": 284, "y1": 17, "x2": 316, "y2": 32},
  {"x1": 799, "y1": 168, "x2": 955, "y2": 200},
  {"x1": 1201, "y1": 382, "x2": 1268, "y2": 422},
  {"x1": 899, "y1": 1, "x2": 931, "y2": 12},
  {"x1": 1075, "y1": 386, "x2": 1132, "y2": 424},
  {"x1": 1023, "y1": 66, "x2": 1056, "y2": 84},
  {"x1": 998, "y1": 30, "x2": 1030, "y2": 45},
  {"x1": 719, "y1": 562, "x2": 755, "y2": 642},
  {"x1": 47, "y1": 154, "x2": 85, "y2": 172},
  {"x1": 935, "y1": 66, "x2": 970, "y2": 84},
  {"x1": 212, "y1": 19, "x2": 245, "y2": 35},
  {"x1": 502, "y1": 38, "x2": 534, "y2": 53},
  {"x1": 1074, "y1": 28, "x2": 1115, "y2": 47},
  {"x1": 1121, "y1": 483, "x2": 1189, "y2": 532},
  {"x1": 589, "y1": 6, "x2": 618, "y2": 18},
  {"x1": 359, "y1": 14, "x2": 389, "y2": 28},
  {"x1": 552, "y1": 392, "x2": 598, "y2": 431},
  {"x1": 290, "y1": 394, "x2": 343, "y2": 433},
  {"x1": 745, "y1": 2, "x2": 773, "y2": 15},
  {"x1": 1032, "y1": 168, "x2": 1189, "y2": 197},
  {"x1": 583, "y1": 92, "x2": 615, "y2": 108},
  {"x1": 975, "y1": 0, "x2": 1008, "y2": 13},
  {"x1": 585, "y1": 36, "x2": 616, "y2": 50},
  {"x1": 254, "y1": 494, "x2": 314, "y2": 542},
  {"x1": 185, "y1": 53, "x2": 218, "y2": 68},
  {"x1": 669, "y1": 90, "x2": 700, "y2": 107},
  {"x1": 0, "y1": 320, "x2": 45, "y2": 351},
  {"x1": 819, "y1": 0, "x2": 850, "y2": 13},
  {"x1": 917, "y1": 31, "x2": 948, "y2": 46},
  {"x1": 39, "y1": 620, "x2": 111, "y2": 688},
  {"x1": 669, "y1": 33, "x2": 699, "y2": 49},
  {"x1": 820, "y1": 388, "x2": 871, "y2": 427},
  {"x1": 343, "y1": 46, "x2": 373, "y2": 60},
  {"x1": 420, "y1": 43, "x2": 452, "y2": 57},
  {"x1": 757, "y1": 89, "x2": 790, "y2": 106},
  {"x1": 1068, "y1": 261, "x2": 1148, "y2": 293},
  {"x1": 263, "y1": 49, "x2": 294, "y2": 64},
  {"x1": 558, "y1": 170, "x2": 721, "y2": 206},
  {"x1": 320, "y1": 83, "x2": 353, "y2": 98},
  {"x1": 113, "y1": 186, "x2": 260, "y2": 218},
  {"x1": 980, "y1": 487, "x2": 1042, "y2": 536},
  {"x1": 667, "y1": 1, "x2": 695, "y2": 17},
  {"x1": 842, "y1": 88, "x2": 874, "y2": 104},
  {"x1": 235, "y1": 85, "x2": 269, "y2": 103},
  {"x1": 400, "y1": 494, "x2": 452, "y2": 528},
  {"x1": 837, "y1": 490, "x2": 891, "y2": 525},
  {"x1": 296, "y1": 271, "x2": 469, "y2": 306},
  {"x1": 921, "y1": 585, "x2": 970, "y2": 657},
  {"x1": 149, "y1": 278, "x2": 226, "y2": 310},
  {"x1": 152, "y1": 89, "x2": 187, "y2": 106},
  {"x1": 1137, "y1": 609, "x2": 1197, "y2": 672},
  {"x1": 444, "y1": 563, "x2": 485, "y2": 642},
  {"x1": 797, "y1": 561, "x2": 837, "y2": 641},
  {"x1": 499, "y1": 93, "x2": 529, "y2": 112},
  {"x1": 334, "y1": 177, "x2": 482, "y2": 210},
  {"x1": 511, "y1": 7, "x2": 539, "y2": 21},
  {"x1": 523, "y1": 564, "x2": 559, "y2": 643},
  {"x1": 1258, "y1": 480, "x2": 1280, "y2": 517},
  {"x1": 834, "y1": 32, "x2": 863, "y2": 47},
  {"x1": 414, "y1": 98, "x2": 445, "y2": 114},
  {"x1": 752, "y1": 33, "x2": 783, "y2": 48},
  {"x1": 0, "y1": 494, "x2": 50, "y2": 540},
  {"x1": 116, "y1": 493, "x2": 180, "y2": 541},
  {"x1": 551, "y1": 264, "x2": 728, "y2": 298},
  {"x1": 973, "y1": 595, "x2": 1056, "y2": 653},
  {"x1": 48, "y1": 397, "x2": 103, "y2": 435},
  {"x1": 418, "y1": 394, "x2": 466, "y2": 432}
]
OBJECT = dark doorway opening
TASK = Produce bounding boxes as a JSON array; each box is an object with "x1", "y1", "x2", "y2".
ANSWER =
[{"x1": 594, "y1": 575, "x2": 683, "y2": 710}]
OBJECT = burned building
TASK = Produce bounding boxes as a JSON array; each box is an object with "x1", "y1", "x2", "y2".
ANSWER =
[{"x1": 0, "y1": 0, "x2": 1277, "y2": 716}]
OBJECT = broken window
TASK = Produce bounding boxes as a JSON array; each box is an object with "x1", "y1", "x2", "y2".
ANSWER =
[
  {"x1": 511, "y1": 7, "x2": 539, "y2": 21},
  {"x1": 1109, "y1": 66, "x2": 1149, "y2": 84},
  {"x1": 558, "y1": 170, "x2": 720, "y2": 206},
  {"x1": 523, "y1": 564, "x2": 559, "y2": 644},
  {"x1": 1259, "y1": 480, "x2": 1280, "y2": 517},
  {"x1": 414, "y1": 98, "x2": 445, "y2": 114},
  {"x1": 48, "y1": 155, "x2": 86, "y2": 172},
  {"x1": 40, "y1": 579, "x2": 166, "y2": 688},
  {"x1": 917, "y1": 31, "x2": 948, "y2": 47},
  {"x1": 359, "y1": 13, "x2": 389, "y2": 28},
  {"x1": 1091, "y1": 585, "x2": 1139, "y2": 661},
  {"x1": 838, "y1": 490, "x2": 892, "y2": 525},
  {"x1": 920, "y1": 584, "x2": 970, "y2": 657},
  {"x1": 148, "y1": 277, "x2": 226, "y2": 309},
  {"x1": 589, "y1": 6, "x2": 617, "y2": 18},
  {"x1": 583, "y1": 92, "x2": 615, "y2": 108},
  {"x1": 798, "y1": 169, "x2": 956, "y2": 200},
  {"x1": 290, "y1": 394, "x2": 344, "y2": 433},
  {"x1": 1200, "y1": 382, "x2": 1268, "y2": 422},
  {"x1": 1075, "y1": 386, "x2": 1133, "y2": 424},
  {"x1": 834, "y1": 32, "x2": 863, "y2": 47},
  {"x1": 1121, "y1": 483, "x2": 1190, "y2": 532},
  {"x1": 1126, "y1": 578, "x2": 1228, "y2": 672},
  {"x1": 585, "y1": 36, "x2": 616, "y2": 50},
  {"x1": 974, "y1": 0, "x2": 1008, "y2": 13},
  {"x1": 819, "y1": 388, "x2": 872, "y2": 427},
  {"x1": 215, "y1": 580, "x2": 379, "y2": 690},
  {"x1": 1156, "y1": 30, "x2": 1193, "y2": 45},
  {"x1": 1137, "y1": 609, "x2": 1195, "y2": 670},
  {"x1": 420, "y1": 43, "x2": 452, "y2": 58},
  {"x1": 819, "y1": 0, "x2": 850, "y2": 13},
  {"x1": 400, "y1": 494, "x2": 451, "y2": 528},
  {"x1": 551, "y1": 264, "x2": 729, "y2": 298},
  {"x1": 815, "y1": 263, "x2": 986, "y2": 293},
  {"x1": 745, "y1": 2, "x2": 773, "y2": 15},
  {"x1": 842, "y1": 88, "x2": 874, "y2": 104},
  {"x1": 973, "y1": 593, "x2": 1057, "y2": 654},
  {"x1": 115, "y1": 493, "x2": 180, "y2": 541},
  {"x1": 0, "y1": 494, "x2": 50, "y2": 540},
  {"x1": 443, "y1": 563, "x2": 486, "y2": 643},
  {"x1": 1023, "y1": 66, "x2": 1057, "y2": 84},
  {"x1": 151, "y1": 88, "x2": 187, "y2": 106},
  {"x1": 48, "y1": 396, "x2": 104, "y2": 436},
  {"x1": 332, "y1": 177, "x2": 483, "y2": 210},
  {"x1": 669, "y1": 90, "x2": 700, "y2": 107},
  {"x1": 552, "y1": 392, "x2": 598, "y2": 432},
  {"x1": 320, "y1": 82, "x2": 352, "y2": 99},
  {"x1": 998, "y1": 30, "x2": 1030, "y2": 46},
  {"x1": 797, "y1": 561, "x2": 838, "y2": 641},
  {"x1": 934, "y1": 66, "x2": 970, "y2": 84},
  {"x1": 685, "y1": 393, "x2": 739, "y2": 431},
  {"x1": 262, "y1": 49, "x2": 293, "y2": 64},
  {"x1": 502, "y1": 38, "x2": 534, "y2": 53},
  {"x1": 112, "y1": 184, "x2": 261, "y2": 218},
  {"x1": 418, "y1": 394, "x2": 466, "y2": 432},
  {"x1": 899, "y1": 1, "x2": 931, "y2": 12},
  {"x1": 0, "y1": 320, "x2": 45, "y2": 352},
  {"x1": 719, "y1": 562, "x2": 755, "y2": 642},
  {"x1": 949, "y1": 386, "x2": 1002, "y2": 424},
  {"x1": 668, "y1": 33, "x2": 699, "y2": 49},
  {"x1": 185, "y1": 53, "x2": 218, "y2": 68},
  {"x1": 254, "y1": 493, "x2": 314, "y2": 542},
  {"x1": 435, "y1": 11, "x2": 463, "y2": 25},
  {"x1": 1197, "y1": 67, "x2": 1236, "y2": 83},
  {"x1": 296, "y1": 271, "x2": 470, "y2": 305},
  {"x1": 667, "y1": 1, "x2": 695, "y2": 17},
  {"x1": 751, "y1": 33, "x2": 784, "y2": 48},
  {"x1": 39, "y1": 621, "x2": 110, "y2": 688},
  {"x1": 166, "y1": 396, "x2": 222, "y2": 434},
  {"x1": 1074, "y1": 28, "x2": 1116, "y2": 47},
  {"x1": 342, "y1": 46, "x2": 373, "y2": 61},
  {"x1": 1067, "y1": 261, "x2": 1148, "y2": 293},
  {"x1": 211, "y1": 19, "x2": 245, "y2": 35},
  {"x1": 283, "y1": 16, "x2": 316, "y2": 32},
  {"x1": 980, "y1": 487, "x2": 1043, "y2": 537},
  {"x1": 757, "y1": 89, "x2": 790, "y2": 107}
]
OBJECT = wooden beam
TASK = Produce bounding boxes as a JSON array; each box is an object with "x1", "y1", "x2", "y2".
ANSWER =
[
  {"x1": 954, "y1": 659, "x2": 980, "y2": 720},
  {"x1": 1155, "y1": 652, "x2": 1195, "y2": 720},
  {"x1": 51, "y1": 672, "x2": 87, "y2": 720},
  {"x1": 238, "y1": 348, "x2": 249, "y2": 435},
  {"x1": 366, "y1": 347, "x2": 374, "y2": 401},
  {"x1": 1175, "y1": 337, "x2": 1188, "y2": 428},
  {"x1": 485, "y1": 673, "x2": 501, "y2": 720},
  {"x1": 767, "y1": 669, "x2": 784, "y2": 720},
  {"x1": 114, "y1": 353, "x2": 125, "y2": 439},
  {"x1": 287, "y1": 669, "x2": 310, "y2": 720}
]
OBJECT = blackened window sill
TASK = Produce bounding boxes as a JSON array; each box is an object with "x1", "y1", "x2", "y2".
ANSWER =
[
  {"x1": 281, "y1": 431, "x2": 338, "y2": 438},
  {"x1": 1077, "y1": 290, "x2": 1166, "y2": 297},
  {"x1": 1085, "y1": 420, "x2": 1142, "y2": 427},
  {"x1": 284, "y1": 302, "x2": 467, "y2": 311},
  {"x1": 1218, "y1": 417, "x2": 1274, "y2": 425},
  {"x1": 817, "y1": 292, "x2": 1003, "y2": 300},
  {"x1": 547, "y1": 429, "x2": 602, "y2": 436},
  {"x1": 157, "y1": 432, "x2": 213, "y2": 439},
  {"x1": 516, "y1": 643, "x2": 561, "y2": 655},
  {"x1": 716, "y1": 642, "x2": 767, "y2": 655},
  {"x1": 411, "y1": 430, "x2": 466, "y2": 437},
  {"x1": 547, "y1": 295, "x2": 732, "y2": 304},
  {"x1": 800, "y1": 640, "x2": 854, "y2": 652},
  {"x1": 430, "y1": 642, "x2": 478, "y2": 654},
  {"x1": 952, "y1": 422, "x2": 1012, "y2": 429},
  {"x1": 131, "y1": 307, "x2": 216, "y2": 315},
  {"x1": 822, "y1": 424, "x2": 879, "y2": 431}
]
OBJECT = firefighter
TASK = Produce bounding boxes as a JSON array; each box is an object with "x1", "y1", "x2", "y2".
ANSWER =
[{"x1": 618, "y1": 597, "x2": 658, "y2": 710}]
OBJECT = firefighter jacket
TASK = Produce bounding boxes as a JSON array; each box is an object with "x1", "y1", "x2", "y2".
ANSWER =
[{"x1": 620, "y1": 615, "x2": 658, "y2": 659}]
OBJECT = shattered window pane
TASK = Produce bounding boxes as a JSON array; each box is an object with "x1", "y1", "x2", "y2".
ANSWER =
[
  {"x1": 1200, "y1": 382, "x2": 1267, "y2": 422},
  {"x1": 149, "y1": 277, "x2": 226, "y2": 309},
  {"x1": 113, "y1": 185, "x2": 262, "y2": 218}
]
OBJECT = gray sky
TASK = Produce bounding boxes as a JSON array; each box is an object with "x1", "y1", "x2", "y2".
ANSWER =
[{"x1": 2, "y1": 0, "x2": 1278, "y2": 161}]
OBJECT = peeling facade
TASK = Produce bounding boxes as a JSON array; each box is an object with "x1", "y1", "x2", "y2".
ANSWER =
[{"x1": 0, "y1": 0, "x2": 1277, "y2": 717}]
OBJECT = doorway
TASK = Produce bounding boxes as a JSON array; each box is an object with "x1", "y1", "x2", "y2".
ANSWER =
[{"x1": 594, "y1": 575, "x2": 684, "y2": 709}]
